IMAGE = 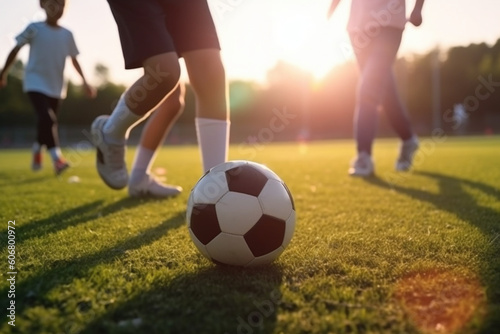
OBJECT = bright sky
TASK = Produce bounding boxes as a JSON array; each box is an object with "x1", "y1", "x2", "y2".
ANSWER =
[{"x1": 1, "y1": 0, "x2": 500, "y2": 85}]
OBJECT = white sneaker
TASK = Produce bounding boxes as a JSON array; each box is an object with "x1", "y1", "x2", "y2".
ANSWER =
[
  {"x1": 91, "y1": 115, "x2": 128, "y2": 189},
  {"x1": 348, "y1": 152, "x2": 374, "y2": 176},
  {"x1": 129, "y1": 174, "x2": 182, "y2": 198},
  {"x1": 396, "y1": 137, "x2": 419, "y2": 172}
]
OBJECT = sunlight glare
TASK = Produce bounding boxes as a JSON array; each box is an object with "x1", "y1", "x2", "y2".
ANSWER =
[{"x1": 271, "y1": 7, "x2": 349, "y2": 79}]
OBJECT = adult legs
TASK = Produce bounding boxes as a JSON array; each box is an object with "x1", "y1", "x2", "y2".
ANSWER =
[
  {"x1": 351, "y1": 28, "x2": 403, "y2": 155},
  {"x1": 382, "y1": 69, "x2": 414, "y2": 141}
]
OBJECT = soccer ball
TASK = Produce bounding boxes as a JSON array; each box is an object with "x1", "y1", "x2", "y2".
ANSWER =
[{"x1": 186, "y1": 160, "x2": 296, "y2": 267}]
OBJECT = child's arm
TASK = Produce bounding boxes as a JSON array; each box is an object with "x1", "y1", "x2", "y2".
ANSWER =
[
  {"x1": 409, "y1": 0, "x2": 425, "y2": 26},
  {"x1": 0, "y1": 45, "x2": 22, "y2": 88},
  {"x1": 327, "y1": 0, "x2": 342, "y2": 19},
  {"x1": 71, "y1": 56, "x2": 96, "y2": 98}
]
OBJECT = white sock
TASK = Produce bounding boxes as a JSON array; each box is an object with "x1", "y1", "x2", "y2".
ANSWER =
[
  {"x1": 33, "y1": 142, "x2": 41, "y2": 153},
  {"x1": 195, "y1": 117, "x2": 230, "y2": 172},
  {"x1": 404, "y1": 135, "x2": 418, "y2": 144},
  {"x1": 48, "y1": 147, "x2": 62, "y2": 162},
  {"x1": 103, "y1": 94, "x2": 146, "y2": 145},
  {"x1": 129, "y1": 145, "x2": 156, "y2": 185}
]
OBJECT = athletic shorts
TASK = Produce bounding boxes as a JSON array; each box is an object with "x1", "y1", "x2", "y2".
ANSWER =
[{"x1": 107, "y1": 0, "x2": 221, "y2": 69}]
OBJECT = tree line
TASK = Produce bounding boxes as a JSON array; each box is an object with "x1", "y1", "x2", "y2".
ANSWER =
[{"x1": 1, "y1": 38, "x2": 499, "y2": 143}]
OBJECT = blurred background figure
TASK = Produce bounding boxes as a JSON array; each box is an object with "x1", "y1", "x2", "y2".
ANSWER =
[
  {"x1": 328, "y1": 0, "x2": 425, "y2": 176},
  {"x1": 0, "y1": 0, "x2": 95, "y2": 176}
]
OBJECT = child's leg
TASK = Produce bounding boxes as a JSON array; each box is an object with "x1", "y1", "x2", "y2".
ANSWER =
[
  {"x1": 27, "y1": 92, "x2": 58, "y2": 152},
  {"x1": 27, "y1": 92, "x2": 67, "y2": 173},
  {"x1": 130, "y1": 84, "x2": 184, "y2": 185},
  {"x1": 102, "y1": 52, "x2": 181, "y2": 145},
  {"x1": 183, "y1": 49, "x2": 230, "y2": 172},
  {"x1": 91, "y1": 52, "x2": 180, "y2": 189},
  {"x1": 93, "y1": 0, "x2": 183, "y2": 189}
]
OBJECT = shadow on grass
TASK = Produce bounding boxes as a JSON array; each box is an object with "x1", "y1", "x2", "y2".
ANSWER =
[
  {"x1": 83, "y1": 264, "x2": 284, "y2": 334},
  {"x1": 0, "y1": 173, "x2": 48, "y2": 186},
  {"x1": 364, "y1": 171, "x2": 500, "y2": 237},
  {"x1": 363, "y1": 171, "x2": 500, "y2": 330},
  {"x1": 0, "y1": 205, "x2": 185, "y2": 328},
  {"x1": 0, "y1": 196, "x2": 155, "y2": 245}
]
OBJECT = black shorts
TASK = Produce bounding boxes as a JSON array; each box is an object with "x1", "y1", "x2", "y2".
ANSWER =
[{"x1": 107, "y1": 0, "x2": 221, "y2": 69}]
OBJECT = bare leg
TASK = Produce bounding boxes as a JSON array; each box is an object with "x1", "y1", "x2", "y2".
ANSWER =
[
  {"x1": 92, "y1": 52, "x2": 181, "y2": 190},
  {"x1": 139, "y1": 84, "x2": 185, "y2": 150},
  {"x1": 183, "y1": 49, "x2": 230, "y2": 172},
  {"x1": 129, "y1": 84, "x2": 185, "y2": 185},
  {"x1": 183, "y1": 49, "x2": 228, "y2": 120},
  {"x1": 102, "y1": 52, "x2": 181, "y2": 145},
  {"x1": 127, "y1": 84, "x2": 185, "y2": 197}
]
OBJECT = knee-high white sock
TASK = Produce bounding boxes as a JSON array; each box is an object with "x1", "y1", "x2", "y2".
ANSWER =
[
  {"x1": 48, "y1": 147, "x2": 62, "y2": 162},
  {"x1": 103, "y1": 94, "x2": 146, "y2": 145},
  {"x1": 195, "y1": 117, "x2": 230, "y2": 172},
  {"x1": 33, "y1": 142, "x2": 42, "y2": 154},
  {"x1": 129, "y1": 145, "x2": 156, "y2": 185}
]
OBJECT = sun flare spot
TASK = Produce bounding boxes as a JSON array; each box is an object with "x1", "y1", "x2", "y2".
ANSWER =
[
  {"x1": 270, "y1": 6, "x2": 349, "y2": 79},
  {"x1": 395, "y1": 269, "x2": 486, "y2": 333}
]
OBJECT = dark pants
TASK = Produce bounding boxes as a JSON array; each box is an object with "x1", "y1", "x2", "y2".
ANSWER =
[
  {"x1": 27, "y1": 92, "x2": 61, "y2": 150},
  {"x1": 350, "y1": 28, "x2": 414, "y2": 155}
]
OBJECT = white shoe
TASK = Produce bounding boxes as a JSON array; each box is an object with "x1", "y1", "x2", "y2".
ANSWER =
[
  {"x1": 395, "y1": 137, "x2": 419, "y2": 171},
  {"x1": 129, "y1": 174, "x2": 182, "y2": 198},
  {"x1": 348, "y1": 152, "x2": 374, "y2": 176},
  {"x1": 91, "y1": 115, "x2": 128, "y2": 189}
]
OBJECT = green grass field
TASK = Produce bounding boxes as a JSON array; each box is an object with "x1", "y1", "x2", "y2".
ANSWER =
[{"x1": 1, "y1": 136, "x2": 499, "y2": 334}]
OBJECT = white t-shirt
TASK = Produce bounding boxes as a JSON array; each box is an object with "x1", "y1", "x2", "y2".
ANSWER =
[
  {"x1": 347, "y1": 0, "x2": 407, "y2": 33},
  {"x1": 16, "y1": 22, "x2": 79, "y2": 99}
]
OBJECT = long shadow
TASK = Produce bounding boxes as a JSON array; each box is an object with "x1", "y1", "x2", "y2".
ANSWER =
[
  {"x1": 0, "y1": 197, "x2": 154, "y2": 245},
  {"x1": 83, "y1": 264, "x2": 284, "y2": 334},
  {"x1": 364, "y1": 171, "x2": 500, "y2": 237},
  {"x1": 0, "y1": 210, "x2": 185, "y2": 327},
  {"x1": 364, "y1": 171, "x2": 500, "y2": 330},
  {"x1": 0, "y1": 173, "x2": 48, "y2": 186}
]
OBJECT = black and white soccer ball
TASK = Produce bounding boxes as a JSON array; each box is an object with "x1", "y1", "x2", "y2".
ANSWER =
[{"x1": 186, "y1": 160, "x2": 296, "y2": 267}]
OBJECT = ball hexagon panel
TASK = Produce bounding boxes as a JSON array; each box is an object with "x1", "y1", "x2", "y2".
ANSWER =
[
  {"x1": 190, "y1": 204, "x2": 221, "y2": 245},
  {"x1": 216, "y1": 192, "x2": 263, "y2": 235},
  {"x1": 210, "y1": 160, "x2": 249, "y2": 173},
  {"x1": 225, "y1": 164, "x2": 268, "y2": 197},
  {"x1": 191, "y1": 171, "x2": 229, "y2": 204},
  {"x1": 206, "y1": 233, "x2": 254, "y2": 266},
  {"x1": 244, "y1": 214, "x2": 286, "y2": 257},
  {"x1": 258, "y1": 179, "x2": 294, "y2": 220},
  {"x1": 246, "y1": 161, "x2": 283, "y2": 182}
]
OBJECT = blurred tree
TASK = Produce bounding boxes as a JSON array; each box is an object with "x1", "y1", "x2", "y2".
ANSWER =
[
  {"x1": 94, "y1": 63, "x2": 110, "y2": 87},
  {"x1": 2, "y1": 39, "x2": 500, "y2": 137}
]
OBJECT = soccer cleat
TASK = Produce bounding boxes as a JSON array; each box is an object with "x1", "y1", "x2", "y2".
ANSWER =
[
  {"x1": 128, "y1": 174, "x2": 182, "y2": 198},
  {"x1": 91, "y1": 115, "x2": 128, "y2": 190},
  {"x1": 348, "y1": 152, "x2": 374, "y2": 177},
  {"x1": 395, "y1": 137, "x2": 419, "y2": 172},
  {"x1": 54, "y1": 159, "x2": 70, "y2": 176},
  {"x1": 32, "y1": 151, "x2": 42, "y2": 171}
]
